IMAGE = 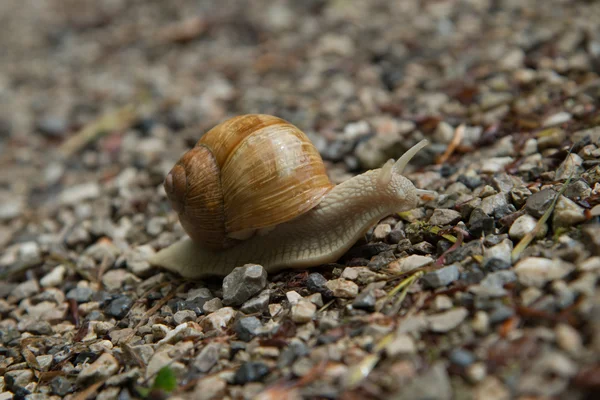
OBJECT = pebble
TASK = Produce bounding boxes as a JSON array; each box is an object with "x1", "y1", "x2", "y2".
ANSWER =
[
  {"x1": 509, "y1": 214, "x2": 547, "y2": 240},
  {"x1": 542, "y1": 111, "x2": 572, "y2": 127},
  {"x1": 59, "y1": 182, "x2": 101, "y2": 205},
  {"x1": 234, "y1": 317, "x2": 263, "y2": 341},
  {"x1": 427, "y1": 307, "x2": 469, "y2": 332},
  {"x1": 101, "y1": 269, "x2": 140, "y2": 291},
  {"x1": 50, "y1": 376, "x2": 74, "y2": 396},
  {"x1": 292, "y1": 300, "x2": 317, "y2": 323},
  {"x1": 222, "y1": 264, "x2": 268, "y2": 306},
  {"x1": 388, "y1": 255, "x2": 433, "y2": 274},
  {"x1": 466, "y1": 362, "x2": 487, "y2": 383},
  {"x1": 193, "y1": 376, "x2": 226, "y2": 400},
  {"x1": 125, "y1": 245, "x2": 155, "y2": 276},
  {"x1": 352, "y1": 288, "x2": 376, "y2": 311},
  {"x1": 240, "y1": 290, "x2": 270, "y2": 314},
  {"x1": 0, "y1": 198, "x2": 23, "y2": 221},
  {"x1": 514, "y1": 257, "x2": 575, "y2": 288},
  {"x1": 40, "y1": 265, "x2": 66, "y2": 287},
  {"x1": 433, "y1": 295, "x2": 453, "y2": 311},
  {"x1": 488, "y1": 304, "x2": 514, "y2": 324},
  {"x1": 105, "y1": 295, "x2": 134, "y2": 319},
  {"x1": 385, "y1": 334, "x2": 416, "y2": 357},
  {"x1": 582, "y1": 224, "x2": 600, "y2": 256},
  {"x1": 472, "y1": 311, "x2": 490, "y2": 334},
  {"x1": 198, "y1": 298, "x2": 221, "y2": 315},
  {"x1": 373, "y1": 223, "x2": 392, "y2": 240},
  {"x1": 555, "y1": 153, "x2": 583, "y2": 180},
  {"x1": 286, "y1": 290, "x2": 303, "y2": 305},
  {"x1": 173, "y1": 310, "x2": 197, "y2": 325},
  {"x1": 202, "y1": 307, "x2": 236, "y2": 331},
  {"x1": 11, "y1": 280, "x2": 40, "y2": 301},
  {"x1": 306, "y1": 273, "x2": 328, "y2": 293},
  {"x1": 325, "y1": 279, "x2": 359, "y2": 298},
  {"x1": 483, "y1": 239, "x2": 512, "y2": 269},
  {"x1": 428, "y1": 209, "x2": 461, "y2": 226},
  {"x1": 234, "y1": 361, "x2": 270, "y2": 384},
  {"x1": 552, "y1": 195, "x2": 586, "y2": 228},
  {"x1": 194, "y1": 343, "x2": 220, "y2": 372},
  {"x1": 77, "y1": 353, "x2": 119, "y2": 383},
  {"x1": 555, "y1": 323, "x2": 583, "y2": 355},
  {"x1": 421, "y1": 264, "x2": 460, "y2": 289},
  {"x1": 36, "y1": 115, "x2": 68, "y2": 137},
  {"x1": 66, "y1": 287, "x2": 94, "y2": 303},
  {"x1": 526, "y1": 189, "x2": 557, "y2": 218},
  {"x1": 394, "y1": 362, "x2": 451, "y2": 400},
  {"x1": 468, "y1": 208, "x2": 494, "y2": 236},
  {"x1": 480, "y1": 193, "x2": 508, "y2": 216},
  {"x1": 449, "y1": 348, "x2": 476, "y2": 367}
]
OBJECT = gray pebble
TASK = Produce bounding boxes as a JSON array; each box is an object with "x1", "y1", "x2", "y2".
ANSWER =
[
  {"x1": 222, "y1": 264, "x2": 268, "y2": 306},
  {"x1": 234, "y1": 361, "x2": 270, "y2": 384},
  {"x1": 240, "y1": 290, "x2": 270, "y2": 314},
  {"x1": 193, "y1": 343, "x2": 220, "y2": 373},
  {"x1": 306, "y1": 272, "x2": 328, "y2": 293},
  {"x1": 352, "y1": 288, "x2": 376, "y2": 311},
  {"x1": 489, "y1": 304, "x2": 515, "y2": 324},
  {"x1": 105, "y1": 295, "x2": 134, "y2": 319},
  {"x1": 526, "y1": 189, "x2": 557, "y2": 218},
  {"x1": 429, "y1": 209, "x2": 461, "y2": 226},
  {"x1": 449, "y1": 348, "x2": 476, "y2": 367},
  {"x1": 66, "y1": 287, "x2": 94, "y2": 303},
  {"x1": 422, "y1": 264, "x2": 460, "y2": 288},
  {"x1": 234, "y1": 316, "x2": 263, "y2": 342}
]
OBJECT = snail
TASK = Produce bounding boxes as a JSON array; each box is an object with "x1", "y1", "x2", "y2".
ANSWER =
[{"x1": 149, "y1": 114, "x2": 433, "y2": 279}]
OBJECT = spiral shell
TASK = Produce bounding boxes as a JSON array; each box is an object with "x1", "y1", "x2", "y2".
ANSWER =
[{"x1": 164, "y1": 114, "x2": 333, "y2": 249}]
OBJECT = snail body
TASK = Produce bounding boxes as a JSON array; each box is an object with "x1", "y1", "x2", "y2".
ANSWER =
[{"x1": 149, "y1": 114, "x2": 431, "y2": 278}]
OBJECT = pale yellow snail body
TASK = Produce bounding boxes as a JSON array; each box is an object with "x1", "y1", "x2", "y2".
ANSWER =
[{"x1": 149, "y1": 114, "x2": 431, "y2": 278}]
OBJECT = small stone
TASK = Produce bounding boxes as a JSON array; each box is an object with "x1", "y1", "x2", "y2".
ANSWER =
[
  {"x1": 194, "y1": 343, "x2": 220, "y2": 373},
  {"x1": 173, "y1": 310, "x2": 197, "y2": 325},
  {"x1": 306, "y1": 273, "x2": 328, "y2": 293},
  {"x1": 5, "y1": 369, "x2": 34, "y2": 389},
  {"x1": 352, "y1": 288, "x2": 376, "y2": 311},
  {"x1": 479, "y1": 270, "x2": 516, "y2": 293},
  {"x1": 468, "y1": 208, "x2": 494, "y2": 236},
  {"x1": 193, "y1": 376, "x2": 226, "y2": 400},
  {"x1": 509, "y1": 214, "x2": 547, "y2": 240},
  {"x1": 427, "y1": 307, "x2": 469, "y2": 333},
  {"x1": 202, "y1": 298, "x2": 223, "y2": 314},
  {"x1": 77, "y1": 353, "x2": 119, "y2": 383},
  {"x1": 466, "y1": 362, "x2": 487, "y2": 383},
  {"x1": 511, "y1": 186, "x2": 532, "y2": 207},
  {"x1": 552, "y1": 195, "x2": 586, "y2": 228},
  {"x1": 325, "y1": 279, "x2": 359, "y2": 298},
  {"x1": 472, "y1": 311, "x2": 490, "y2": 334},
  {"x1": 428, "y1": 209, "x2": 461, "y2": 226},
  {"x1": 234, "y1": 317, "x2": 263, "y2": 341},
  {"x1": 542, "y1": 111, "x2": 572, "y2": 127},
  {"x1": 449, "y1": 348, "x2": 475, "y2": 367},
  {"x1": 40, "y1": 265, "x2": 66, "y2": 287},
  {"x1": 269, "y1": 303, "x2": 283, "y2": 317},
  {"x1": 20, "y1": 320, "x2": 53, "y2": 335},
  {"x1": 393, "y1": 362, "x2": 451, "y2": 400},
  {"x1": 385, "y1": 334, "x2": 416, "y2": 357},
  {"x1": 306, "y1": 292, "x2": 323, "y2": 307},
  {"x1": 51, "y1": 376, "x2": 74, "y2": 396},
  {"x1": 421, "y1": 265, "x2": 460, "y2": 289},
  {"x1": 66, "y1": 287, "x2": 94, "y2": 303},
  {"x1": 11, "y1": 280, "x2": 40, "y2": 301},
  {"x1": 59, "y1": 182, "x2": 101, "y2": 205},
  {"x1": 292, "y1": 300, "x2": 316, "y2": 323},
  {"x1": 489, "y1": 304, "x2": 514, "y2": 324},
  {"x1": 240, "y1": 290, "x2": 270, "y2": 314},
  {"x1": 526, "y1": 189, "x2": 557, "y2": 218},
  {"x1": 582, "y1": 224, "x2": 600, "y2": 256},
  {"x1": 388, "y1": 255, "x2": 433, "y2": 274},
  {"x1": 234, "y1": 361, "x2": 270, "y2": 384},
  {"x1": 286, "y1": 290, "x2": 303, "y2": 305},
  {"x1": 480, "y1": 193, "x2": 508, "y2": 216},
  {"x1": 555, "y1": 323, "x2": 583, "y2": 355},
  {"x1": 514, "y1": 257, "x2": 575, "y2": 287},
  {"x1": 36, "y1": 115, "x2": 67, "y2": 137},
  {"x1": 483, "y1": 239, "x2": 512, "y2": 269},
  {"x1": 101, "y1": 269, "x2": 140, "y2": 291},
  {"x1": 105, "y1": 295, "x2": 134, "y2": 319},
  {"x1": 202, "y1": 307, "x2": 236, "y2": 331},
  {"x1": 433, "y1": 295, "x2": 453, "y2": 311},
  {"x1": 537, "y1": 128, "x2": 566, "y2": 149},
  {"x1": 222, "y1": 264, "x2": 268, "y2": 306},
  {"x1": 125, "y1": 245, "x2": 155, "y2": 277},
  {"x1": 555, "y1": 153, "x2": 583, "y2": 180},
  {"x1": 373, "y1": 223, "x2": 392, "y2": 240}
]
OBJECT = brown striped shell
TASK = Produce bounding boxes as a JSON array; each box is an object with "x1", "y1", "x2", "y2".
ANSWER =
[{"x1": 164, "y1": 114, "x2": 333, "y2": 250}]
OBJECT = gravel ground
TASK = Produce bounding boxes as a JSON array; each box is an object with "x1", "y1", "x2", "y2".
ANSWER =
[{"x1": 1, "y1": 0, "x2": 600, "y2": 399}]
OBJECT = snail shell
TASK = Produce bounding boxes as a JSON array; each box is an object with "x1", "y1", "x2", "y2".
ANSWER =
[{"x1": 163, "y1": 114, "x2": 333, "y2": 250}]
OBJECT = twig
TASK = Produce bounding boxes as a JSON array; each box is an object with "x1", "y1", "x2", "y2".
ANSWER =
[{"x1": 436, "y1": 124, "x2": 465, "y2": 164}]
